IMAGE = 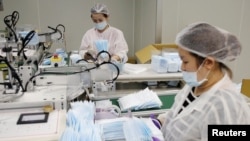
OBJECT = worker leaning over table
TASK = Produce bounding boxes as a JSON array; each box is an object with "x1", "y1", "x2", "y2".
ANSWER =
[
  {"x1": 156, "y1": 22, "x2": 250, "y2": 141},
  {"x1": 79, "y1": 3, "x2": 128, "y2": 63}
]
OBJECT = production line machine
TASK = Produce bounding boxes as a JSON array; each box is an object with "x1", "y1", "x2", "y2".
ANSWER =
[
  {"x1": 0, "y1": 12, "x2": 122, "y2": 141},
  {"x1": 0, "y1": 10, "x2": 184, "y2": 141},
  {"x1": 0, "y1": 11, "x2": 76, "y2": 141}
]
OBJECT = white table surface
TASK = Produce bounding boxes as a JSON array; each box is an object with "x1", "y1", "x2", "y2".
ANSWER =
[{"x1": 117, "y1": 64, "x2": 183, "y2": 82}]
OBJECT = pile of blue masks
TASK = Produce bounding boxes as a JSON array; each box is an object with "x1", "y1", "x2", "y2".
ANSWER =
[
  {"x1": 123, "y1": 117, "x2": 153, "y2": 141},
  {"x1": 94, "y1": 39, "x2": 108, "y2": 58},
  {"x1": 95, "y1": 117, "x2": 128, "y2": 140},
  {"x1": 151, "y1": 55, "x2": 168, "y2": 73},
  {"x1": 60, "y1": 101, "x2": 102, "y2": 141},
  {"x1": 118, "y1": 87, "x2": 162, "y2": 112}
]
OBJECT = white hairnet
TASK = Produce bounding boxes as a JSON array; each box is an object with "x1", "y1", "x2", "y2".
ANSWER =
[
  {"x1": 90, "y1": 3, "x2": 109, "y2": 16},
  {"x1": 175, "y1": 22, "x2": 242, "y2": 62}
]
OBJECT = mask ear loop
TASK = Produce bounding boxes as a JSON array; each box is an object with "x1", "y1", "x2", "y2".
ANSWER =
[{"x1": 196, "y1": 59, "x2": 212, "y2": 85}]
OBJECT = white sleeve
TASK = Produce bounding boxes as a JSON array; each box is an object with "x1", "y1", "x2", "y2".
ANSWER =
[
  {"x1": 113, "y1": 30, "x2": 129, "y2": 63},
  {"x1": 79, "y1": 34, "x2": 88, "y2": 58},
  {"x1": 79, "y1": 32, "x2": 91, "y2": 58}
]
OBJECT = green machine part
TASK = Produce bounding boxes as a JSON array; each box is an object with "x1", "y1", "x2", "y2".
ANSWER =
[{"x1": 0, "y1": 63, "x2": 8, "y2": 80}]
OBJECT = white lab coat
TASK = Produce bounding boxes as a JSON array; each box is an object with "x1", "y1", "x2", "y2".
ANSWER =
[
  {"x1": 79, "y1": 26, "x2": 129, "y2": 62},
  {"x1": 161, "y1": 73, "x2": 250, "y2": 141}
]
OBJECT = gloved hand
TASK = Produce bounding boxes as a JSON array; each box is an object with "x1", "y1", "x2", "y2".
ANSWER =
[{"x1": 150, "y1": 114, "x2": 162, "y2": 129}]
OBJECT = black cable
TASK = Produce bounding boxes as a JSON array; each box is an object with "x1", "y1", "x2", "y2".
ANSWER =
[
  {"x1": 17, "y1": 30, "x2": 35, "y2": 60},
  {"x1": 24, "y1": 50, "x2": 120, "y2": 91},
  {"x1": 56, "y1": 24, "x2": 65, "y2": 32},
  {"x1": 0, "y1": 82, "x2": 12, "y2": 88},
  {"x1": 99, "y1": 61, "x2": 120, "y2": 82},
  {"x1": 24, "y1": 73, "x2": 41, "y2": 92},
  {"x1": 4, "y1": 14, "x2": 18, "y2": 42},
  {"x1": 85, "y1": 50, "x2": 119, "y2": 81},
  {"x1": 48, "y1": 26, "x2": 62, "y2": 40},
  {"x1": 76, "y1": 59, "x2": 89, "y2": 64},
  {"x1": 11, "y1": 11, "x2": 19, "y2": 27},
  {"x1": 96, "y1": 50, "x2": 111, "y2": 62},
  {"x1": 38, "y1": 26, "x2": 57, "y2": 36}
]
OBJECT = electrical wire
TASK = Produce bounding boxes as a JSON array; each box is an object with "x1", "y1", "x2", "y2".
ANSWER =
[
  {"x1": 17, "y1": 30, "x2": 35, "y2": 60},
  {"x1": 24, "y1": 73, "x2": 41, "y2": 92},
  {"x1": 24, "y1": 52, "x2": 120, "y2": 92},
  {"x1": 38, "y1": 26, "x2": 58, "y2": 36},
  {"x1": 48, "y1": 26, "x2": 62, "y2": 40},
  {"x1": 3, "y1": 11, "x2": 19, "y2": 42},
  {"x1": 100, "y1": 61, "x2": 120, "y2": 82},
  {"x1": 96, "y1": 50, "x2": 111, "y2": 62},
  {"x1": 56, "y1": 24, "x2": 67, "y2": 53},
  {"x1": 38, "y1": 24, "x2": 63, "y2": 40},
  {"x1": 11, "y1": 11, "x2": 19, "y2": 27},
  {"x1": 56, "y1": 24, "x2": 65, "y2": 32},
  {"x1": 76, "y1": 59, "x2": 89, "y2": 64}
]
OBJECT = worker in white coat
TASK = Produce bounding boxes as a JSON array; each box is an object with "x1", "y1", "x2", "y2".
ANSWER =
[
  {"x1": 79, "y1": 3, "x2": 128, "y2": 63},
  {"x1": 158, "y1": 22, "x2": 250, "y2": 141}
]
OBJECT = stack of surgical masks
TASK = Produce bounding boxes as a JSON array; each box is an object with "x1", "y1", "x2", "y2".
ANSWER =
[
  {"x1": 60, "y1": 101, "x2": 102, "y2": 141},
  {"x1": 162, "y1": 52, "x2": 182, "y2": 72},
  {"x1": 96, "y1": 116, "x2": 162, "y2": 141},
  {"x1": 118, "y1": 87, "x2": 162, "y2": 112},
  {"x1": 151, "y1": 55, "x2": 168, "y2": 73},
  {"x1": 123, "y1": 117, "x2": 153, "y2": 141},
  {"x1": 94, "y1": 39, "x2": 108, "y2": 58},
  {"x1": 96, "y1": 117, "x2": 128, "y2": 140},
  {"x1": 151, "y1": 52, "x2": 182, "y2": 73}
]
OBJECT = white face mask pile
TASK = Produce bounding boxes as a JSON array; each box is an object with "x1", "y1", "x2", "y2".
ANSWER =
[
  {"x1": 60, "y1": 101, "x2": 102, "y2": 141},
  {"x1": 95, "y1": 117, "x2": 128, "y2": 140},
  {"x1": 123, "y1": 117, "x2": 153, "y2": 141},
  {"x1": 118, "y1": 87, "x2": 163, "y2": 112}
]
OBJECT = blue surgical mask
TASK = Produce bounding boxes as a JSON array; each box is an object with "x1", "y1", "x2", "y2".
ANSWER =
[
  {"x1": 95, "y1": 21, "x2": 107, "y2": 30},
  {"x1": 182, "y1": 62, "x2": 210, "y2": 87}
]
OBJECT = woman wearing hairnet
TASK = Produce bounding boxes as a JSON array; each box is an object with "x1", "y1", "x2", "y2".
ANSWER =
[
  {"x1": 79, "y1": 3, "x2": 128, "y2": 63},
  {"x1": 158, "y1": 22, "x2": 250, "y2": 141}
]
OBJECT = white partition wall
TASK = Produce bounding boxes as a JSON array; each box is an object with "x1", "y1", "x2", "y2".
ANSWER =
[{"x1": 161, "y1": 0, "x2": 250, "y2": 83}]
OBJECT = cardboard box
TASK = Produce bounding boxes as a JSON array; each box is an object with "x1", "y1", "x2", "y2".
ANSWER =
[
  {"x1": 241, "y1": 79, "x2": 250, "y2": 97},
  {"x1": 127, "y1": 57, "x2": 137, "y2": 64},
  {"x1": 135, "y1": 44, "x2": 178, "y2": 64}
]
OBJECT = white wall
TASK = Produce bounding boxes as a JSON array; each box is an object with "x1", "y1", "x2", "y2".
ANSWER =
[
  {"x1": 134, "y1": 0, "x2": 157, "y2": 52},
  {"x1": 161, "y1": 0, "x2": 250, "y2": 83}
]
